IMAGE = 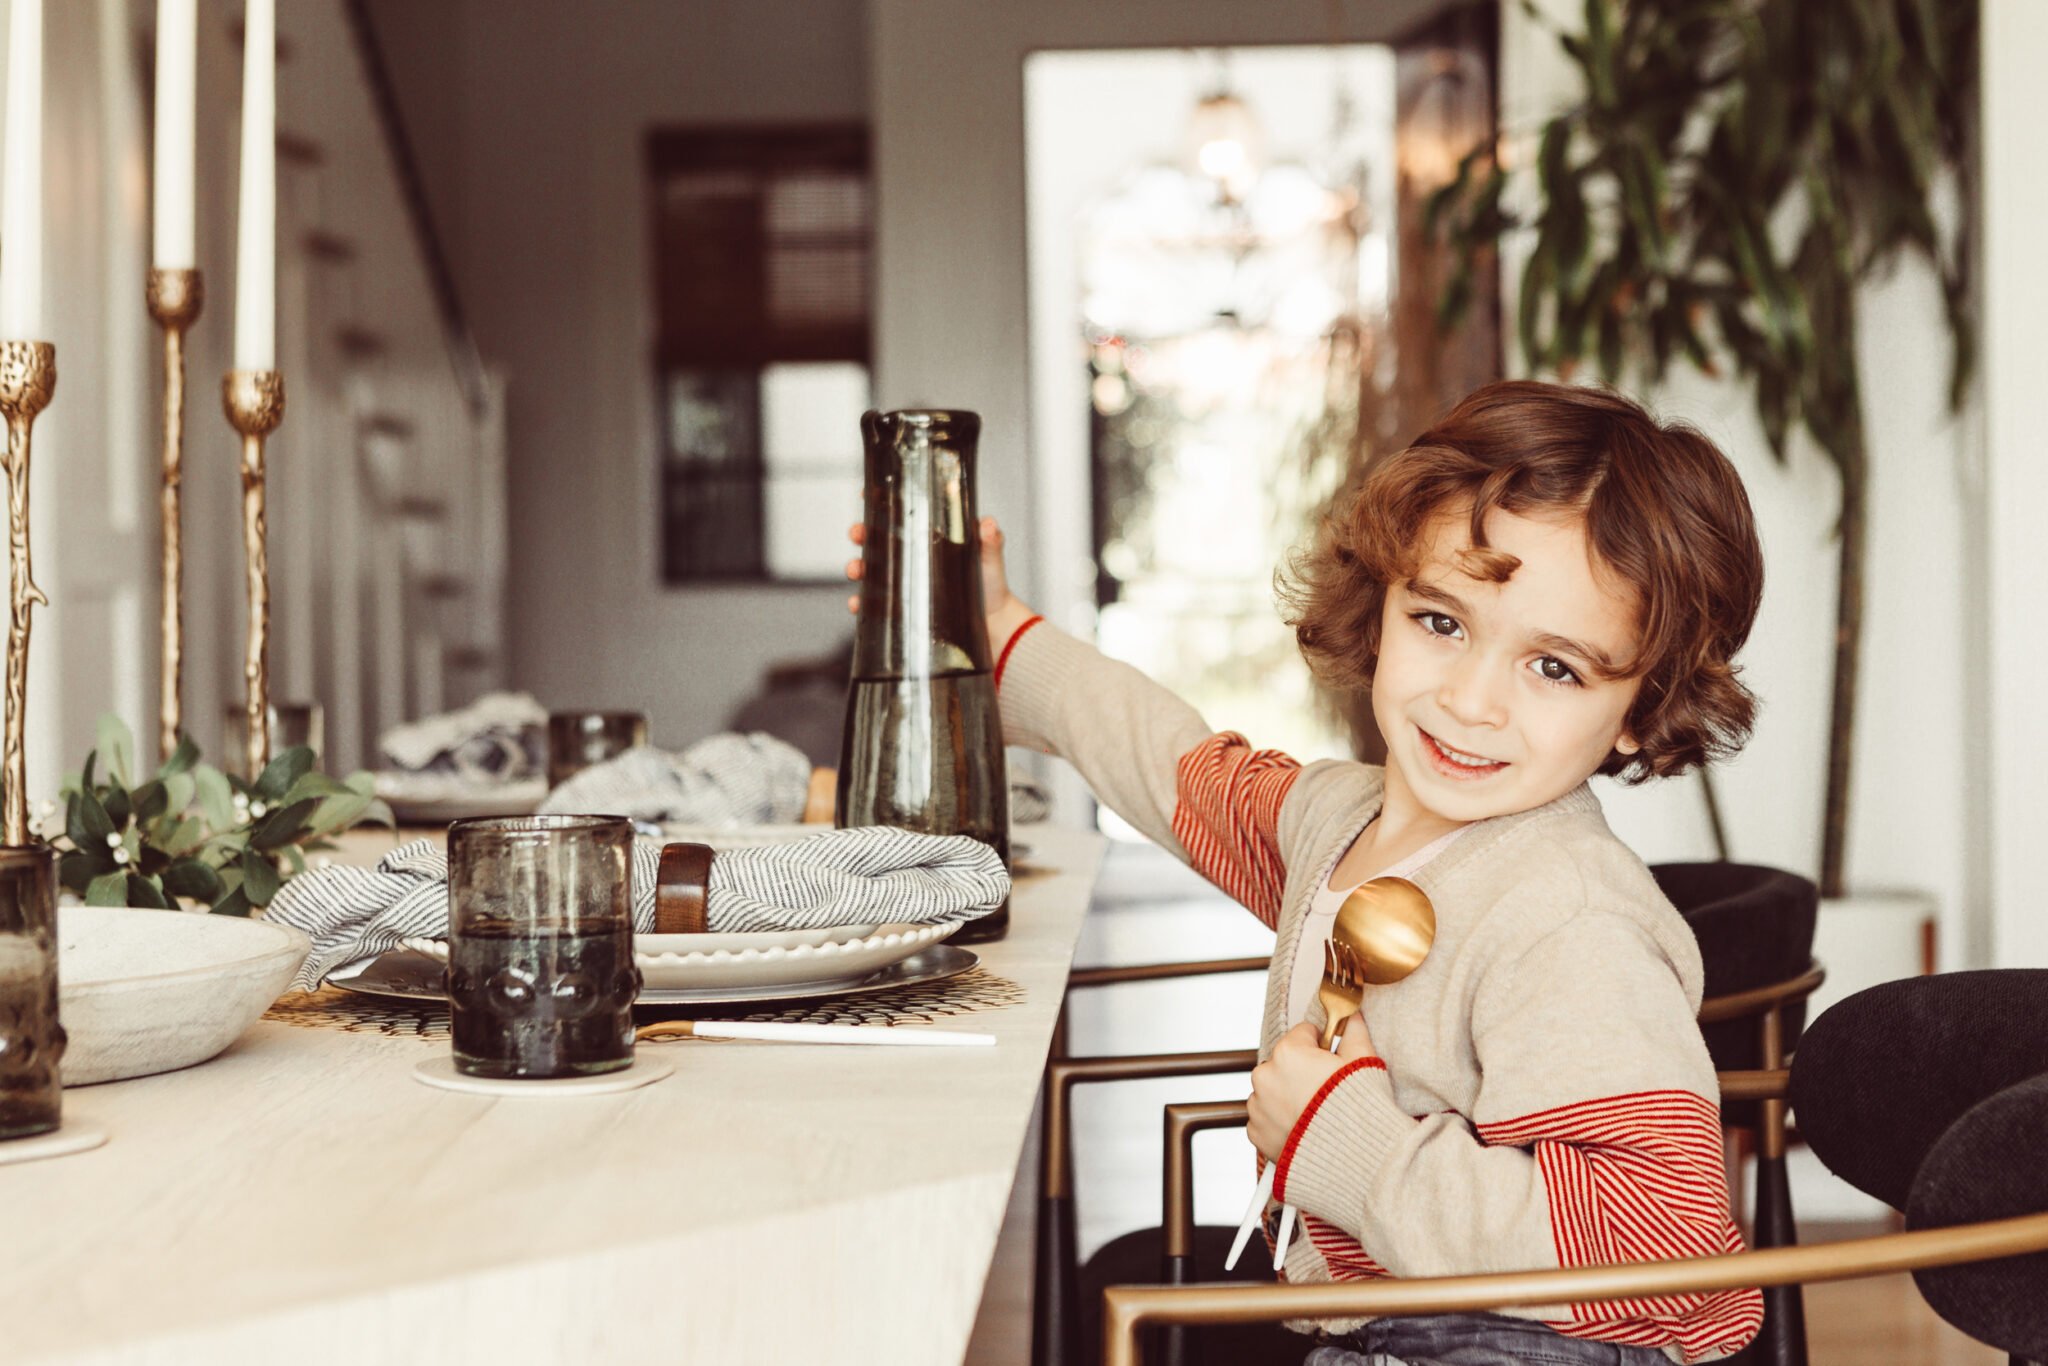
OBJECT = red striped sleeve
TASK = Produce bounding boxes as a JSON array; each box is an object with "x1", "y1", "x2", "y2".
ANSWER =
[
  {"x1": 1169, "y1": 732, "x2": 1302, "y2": 929},
  {"x1": 1476, "y1": 1090, "x2": 1764, "y2": 1362}
]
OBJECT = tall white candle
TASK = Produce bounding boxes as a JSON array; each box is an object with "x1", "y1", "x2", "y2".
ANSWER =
[
  {"x1": 0, "y1": 0, "x2": 44, "y2": 339},
  {"x1": 152, "y1": 0, "x2": 197, "y2": 270},
  {"x1": 232, "y1": 0, "x2": 275, "y2": 370}
]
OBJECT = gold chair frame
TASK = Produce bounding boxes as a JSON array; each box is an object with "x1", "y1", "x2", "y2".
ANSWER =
[
  {"x1": 1118, "y1": 1059, "x2": 2048, "y2": 1365},
  {"x1": 1039, "y1": 959, "x2": 1828, "y2": 1366}
]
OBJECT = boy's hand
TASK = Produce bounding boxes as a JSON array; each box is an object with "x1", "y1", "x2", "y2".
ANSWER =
[
  {"x1": 845, "y1": 515, "x2": 1036, "y2": 647},
  {"x1": 1247, "y1": 1017, "x2": 1379, "y2": 1162}
]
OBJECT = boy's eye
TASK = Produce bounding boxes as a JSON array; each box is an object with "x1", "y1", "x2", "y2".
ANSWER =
[
  {"x1": 1413, "y1": 611, "x2": 1461, "y2": 638},
  {"x1": 1532, "y1": 656, "x2": 1581, "y2": 686}
]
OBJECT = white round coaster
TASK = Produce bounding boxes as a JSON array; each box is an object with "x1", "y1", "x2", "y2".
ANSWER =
[
  {"x1": 0, "y1": 1120, "x2": 109, "y2": 1166},
  {"x1": 412, "y1": 1055, "x2": 674, "y2": 1096}
]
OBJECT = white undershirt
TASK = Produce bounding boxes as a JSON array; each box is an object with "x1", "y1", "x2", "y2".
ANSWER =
[{"x1": 1285, "y1": 822, "x2": 1470, "y2": 1028}]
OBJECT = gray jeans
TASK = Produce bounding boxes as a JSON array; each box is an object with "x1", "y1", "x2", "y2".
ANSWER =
[{"x1": 1302, "y1": 1313, "x2": 1673, "y2": 1366}]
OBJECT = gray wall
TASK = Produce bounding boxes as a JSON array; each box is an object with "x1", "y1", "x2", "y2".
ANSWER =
[{"x1": 367, "y1": 0, "x2": 870, "y2": 746}]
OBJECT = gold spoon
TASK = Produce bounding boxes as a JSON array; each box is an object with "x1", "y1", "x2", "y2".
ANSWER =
[{"x1": 1231, "y1": 876, "x2": 1439, "y2": 1271}]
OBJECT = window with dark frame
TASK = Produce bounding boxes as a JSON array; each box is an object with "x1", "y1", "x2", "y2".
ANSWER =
[{"x1": 648, "y1": 125, "x2": 872, "y2": 584}]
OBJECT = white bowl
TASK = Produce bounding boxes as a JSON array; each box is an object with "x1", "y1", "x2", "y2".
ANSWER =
[{"x1": 56, "y1": 906, "x2": 311, "y2": 1086}]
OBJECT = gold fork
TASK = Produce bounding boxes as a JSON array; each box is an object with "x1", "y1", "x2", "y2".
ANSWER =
[
  {"x1": 1229, "y1": 879, "x2": 1438, "y2": 1271},
  {"x1": 1225, "y1": 936, "x2": 1371, "y2": 1271},
  {"x1": 1316, "y1": 937, "x2": 1368, "y2": 1049}
]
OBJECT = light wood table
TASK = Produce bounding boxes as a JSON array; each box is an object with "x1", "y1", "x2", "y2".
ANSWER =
[{"x1": 4, "y1": 827, "x2": 1105, "y2": 1365}]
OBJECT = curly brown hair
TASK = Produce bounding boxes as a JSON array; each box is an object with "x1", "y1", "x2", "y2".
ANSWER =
[{"x1": 1282, "y1": 381, "x2": 1764, "y2": 782}]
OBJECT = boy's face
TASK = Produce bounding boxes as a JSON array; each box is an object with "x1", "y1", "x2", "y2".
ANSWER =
[{"x1": 1372, "y1": 504, "x2": 1643, "y2": 825}]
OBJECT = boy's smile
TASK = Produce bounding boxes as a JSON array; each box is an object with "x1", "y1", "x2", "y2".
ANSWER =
[{"x1": 1371, "y1": 504, "x2": 1644, "y2": 832}]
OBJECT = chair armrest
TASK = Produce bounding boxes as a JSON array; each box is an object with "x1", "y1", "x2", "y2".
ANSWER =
[
  {"x1": 1068, "y1": 957, "x2": 1270, "y2": 989},
  {"x1": 1044, "y1": 1051, "x2": 1258, "y2": 1200},
  {"x1": 1698, "y1": 962, "x2": 1826, "y2": 1024},
  {"x1": 1164, "y1": 1100, "x2": 1250, "y2": 1258},
  {"x1": 1101, "y1": 1209, "x2": 2048, "y2": 1366}
]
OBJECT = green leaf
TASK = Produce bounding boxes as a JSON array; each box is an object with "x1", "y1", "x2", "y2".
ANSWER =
[
  {"x1": 81, "y1": 750, "x2": 97, "y2": 793},
  {"x1": 85, "y1": 871, "x2": 131, "y2": 906},
  {"x1": 161, "y1": 858, "x2": 224, "y2": 904},
  {"x1": 57, "y1": 849, "x2": 97, "y2": 894},
  {"x1": 74, "y1": 785, "x2": 116, "y2": 846},
  {"x1": 126, "y1": 874, "x2": 169, "y2": 910},
  {"x1": 161, "y1": 732, "x2": 200, "y2": 777},
  {"x1": 282, "y1": 845, "x2": 307, "y2": 876},
  {"x1": 305, "y1": 792, "x2": 370, "y2": 839},
  {"x1": 132, "y1": 779, "x2": 168, "y2": 827},
  {"x1": 240, "y1": 850, "x2": 282, "y2": 907},
  {"x1": 194, "y1": 765, "x2": 236, "y2": 833},
  {"x1": 162, "y1": 771, "x2": 197, "y2": 820},
  {"x1": 95, "y1": 714, "x2": 136, "y2": 788},
  {"x1": 254, "y1": 747, "x2": 316, "y2": 802},
  {"x1": 362, "y1": 798, "x2": 395, "y2": 829},
  {"x1": 280, "y1": 771, "x2": 353, "y2": 807},
  {"x1": 159, "y1": 815, "x2": 207, "y2": 858},
  {"x1": 211, "y1": 885, "x2": 254, "y2": 918},
  {"x1": 248, "y1": 798, "x2": 319, "y2": 851},
  {"x1": 343, "y1": 770, "x2": 376, "y2": 799},
  {"x1": 103, "y1": 776, "x2": 131, "y2": 833}
]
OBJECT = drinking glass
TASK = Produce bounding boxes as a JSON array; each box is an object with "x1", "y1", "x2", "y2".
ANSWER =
[
  {"x1": 0, "y1": 846, "x2": 63, "y2": 1139},
  {"x1": 546, "y1": 711, "x2": 649, "y2": 788},
  {"x1": 221, "y1": 700, "x2": 325, "y2": 776},
  {"x1": 445, "y1": 815, "x2": 639, "y2": 1079}
]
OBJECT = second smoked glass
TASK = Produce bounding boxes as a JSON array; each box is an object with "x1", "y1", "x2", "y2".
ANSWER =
[{"x1": 838, "y1": 409, "x2": 1011, "y2": 942}]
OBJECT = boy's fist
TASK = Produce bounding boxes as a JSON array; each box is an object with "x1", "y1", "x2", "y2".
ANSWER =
[{"x1": 1245, "y1": 1016, "x2": 1379, "y2": 1163}]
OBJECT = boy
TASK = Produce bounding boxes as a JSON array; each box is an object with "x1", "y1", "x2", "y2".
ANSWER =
[{"x1": 856, "y1": 380, "x2": 1767, "y2": 1363}]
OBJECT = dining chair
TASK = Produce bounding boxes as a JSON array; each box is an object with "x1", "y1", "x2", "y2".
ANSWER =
[
  {"x1": 1791, "y1": 969, "x2": 2048, "y2": 1366},
  {"x1": 1106, "y1": 985, "x2": 2048, "y2": 1366},
  {"x1": 1067, "y1": 964, "x2": 1825, "y2": 1366},
  {"x1": 1040, "y1": 858, "x2": 1821, "y2": 1366}
]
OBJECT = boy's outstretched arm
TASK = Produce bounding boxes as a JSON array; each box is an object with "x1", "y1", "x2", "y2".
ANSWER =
[
  {"x1": 850, "y1": 518, "x2": 1304, "y2": 927},
  {"x1": 1269, "y1": 901, "x2": 1764, "y2": 1362}
]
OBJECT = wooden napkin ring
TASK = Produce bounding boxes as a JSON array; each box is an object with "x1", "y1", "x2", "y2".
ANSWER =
[{"x1": 655, "y1": 842, "x2": 715, "y2": 934}]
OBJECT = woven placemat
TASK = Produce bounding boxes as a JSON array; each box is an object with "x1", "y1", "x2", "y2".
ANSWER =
[{"x1": 265, "y1": 963, "x2": 1025, "y2": 1040}]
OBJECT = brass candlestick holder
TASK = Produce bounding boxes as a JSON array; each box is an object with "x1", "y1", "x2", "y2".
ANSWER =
[
  {"x1": 147, "y1": 269, "x2": 202, "y2": 761},
  {"x1": 0, "y1": 342, "x2": 54, "y2": 847},
  {"x1": 223, "y1": 369, "x2": 284, "y2": 781}
]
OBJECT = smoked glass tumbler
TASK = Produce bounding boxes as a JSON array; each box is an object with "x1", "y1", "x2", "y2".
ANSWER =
[
  {"x1": 445, "y1": 814, "x2": 639, "y2": 1079},
  {"x1": 0, "y1": 845, "x2": 63, "y2": 1139},
  {"x1": 546, "y1": 711, "x2": 650, "y2": 788}
]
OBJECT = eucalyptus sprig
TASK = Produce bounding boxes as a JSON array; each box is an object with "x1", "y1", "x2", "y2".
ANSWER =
[{"x1": 51, "y1": 714, "x2": 392, "y2": 916}]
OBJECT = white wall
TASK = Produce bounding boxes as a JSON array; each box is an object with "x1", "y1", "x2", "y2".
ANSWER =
[
  {"x1": 1500, "y1": 2, "x2": 1986, "y2": 972},
  {"x1": 1980, "y1": 1, "x2": 2048, "y2": 970},
  {"x1": 2, "y1": 0, "x2": 499, "y2": 788},
  {"x1": 369, "y1": 0, "x2": 872, "y2": 749}
]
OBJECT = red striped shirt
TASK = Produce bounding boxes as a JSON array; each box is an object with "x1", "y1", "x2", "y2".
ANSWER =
[{"x1": 1170, "y1": 732, "x2": 1302, "y2": 929}]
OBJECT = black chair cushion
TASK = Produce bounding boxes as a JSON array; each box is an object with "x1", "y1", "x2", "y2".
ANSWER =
[
  {"x1": 1908, "y1": 1071, "x2": 2048, "y2": 1357},
  {"x1": 1078, "y1": 1224, "x2": 1309, "y2": 1366},
  {"x1": 1792, "y1": 970, "x2": 2048, "y2": 1211},
  {"x1": 1654, "y1": 862, "x2": 1817, "y2": 1135}
]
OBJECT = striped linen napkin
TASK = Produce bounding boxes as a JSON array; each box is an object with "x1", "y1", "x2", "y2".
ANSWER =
[
  {"x1": 268, "y1": 827, "x2": 1009, "y2": 991},
  {"x1": 537, "y1": 732, "x2": 813, "y2": 826}
]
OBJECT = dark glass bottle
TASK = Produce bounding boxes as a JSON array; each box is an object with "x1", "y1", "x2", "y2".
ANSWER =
[{"x1": 838, "y1": 409, "x2": 1010, "y2": 942}]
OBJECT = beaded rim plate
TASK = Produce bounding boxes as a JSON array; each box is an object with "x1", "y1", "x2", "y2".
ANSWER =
[
  {"x1": 331, "y1": 943, "x2": 981, "y2": 1007},
  {"x1": 396, "y1": 921, "x2": 958, "y2": 991}
]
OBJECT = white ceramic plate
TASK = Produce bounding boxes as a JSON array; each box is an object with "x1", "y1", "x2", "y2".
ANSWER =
[
  {"x1": 656, "y1": 822, "x2": 818, "y2": 849},
  {"x1": 57, "y1": 906, "x2": 311, "y2": 1085},
  {"x1": 374, "y1": 774, "x2": 547, "y2": 825},
  {"x1": 399, "y1": 920, "x2": 956, "y2": 991},
  {"x1": 334, "y1": 943, "x2": 978, "y2": 1007}
]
